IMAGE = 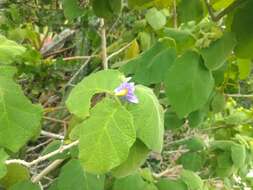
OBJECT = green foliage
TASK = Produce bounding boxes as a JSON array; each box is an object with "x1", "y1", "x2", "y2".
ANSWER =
[
  {"x1": 126, "y1": 85, "x2": 164, "y2": 152},
  {"x1": 145, "y1": 8, "x2": 166, "y2": 30},
  {"x1": 9, "y1": 180, "x2": 40, "y2": 190},
  {"x1": 0, "y1": 0, "x2": 253, "y2": 189},
  {"x1": 0, "y1": 66, "x2": 42, "y2": 152},
  {"x1": 92, "y1": 0, "x2": 122, "y2": 19},
  {"x1": 232, "y1": 0, "x2": 253, "y2": 58},
  {"x1": 74, "y1": 98, "x2": 136, "y2": 174},
  {"x1": 121, "y1": 39, "x2": 176, "y2": 85},
  {"x1": 0, "y1": 35, "x2": 25, "y2": 64},
  {"x1": 57, "y1": 159, "x2": 104, "y2": 190},
  {"x1": 165, "y1": 51, "x2": 214, "y2": 118},
  {"x1": 200, "y1": 32, "x2": 236, "y2": 70},
  {"x1": 112, "y1": 140, "x2": 150, "y2": 178},
  {"x1": 62, "y1": 0, "x2": 84, "y2": 20},
  {"x1": 66, "y1": 70, "x2": 124, "y2": 119}
]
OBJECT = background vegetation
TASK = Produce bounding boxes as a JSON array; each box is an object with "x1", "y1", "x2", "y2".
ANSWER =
[{"x1": 0, "y1": 0, "x2": 252, "y2": 189}]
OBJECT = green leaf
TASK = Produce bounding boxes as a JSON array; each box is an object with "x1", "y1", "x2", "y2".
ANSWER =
[
  {"x1": 177, "y1": 0, "x2": 205, "y2": 23},
  {"x1": 188, "y1": 110, "x2": 207, "y2": 128},
  {"x1": 75, "y1": 98, "x2": 136, "y2": 174},
  {"x1": 237, "y1": 59, "x2": 252, "y2": 80},
  {"x1": 0, "y1": 35, "x2": 25, "y2": 64},
  {"x1": 200, "y1": 32, "x2": 236, "y2": 70},
  {"x1": 179, "y1": 152, "x2": 205, "y2": 172},
  {"x1": 211, "y1": 0, "x2": 235, "y2": 11},
  {"x1": 231, "y1": 0, "x2": 253, "y2": 58},
  {"x1": 0, "y1": 149, "x2": 8, "y2": 179},
  {"x1": 92, "y1": 0, "x2": 122, "y2": 19},
  {"x1": 66, "y1": 70, "x2": 124, "y2": 119},
  {"x1": 163, "y1": 28, "x2": 195, "y2": 53},
  {"x1": 112, "y1": 173, "x2": 146, "y2": 190},
  {"x1": 41, "y1": 140, "x2": 70, "y2": 161},
  {"x1": 62, "y1": 0, "x2": 84, "y2": 20},
  {"x1": 127, "y1": 85, "x2": 164, "y2": 152},
  {"x1": 0, "y1": 69, "x2": 42, "y2": 152},
  {"x1": 0, "y1": 164, "x2": 30, "y2": 189},
  {"x1": 9, "y1": 180, "x2": 40, "y2": 190},
  {"x1": 180, "y1": 170, "x2": 204, "y2": 190},
  {"x1": 127, "y1": 0, "x2": 153, "y2": 9},
  {"x1": 112, "y1": 140, "x2": 150, "y2": 178},
  {"x1": 156, "y1": 178, "x2": 188, "y2": 190},
  {"x1": 121, "y1": 39, "x2": 176, "y2": 85},
  {"x1": 145, "y1": 8, "x2": 166, "y2": 30},
  {"x1": 144, "y1": 183, "x2": 158, "y2": 190},
  {"x1": 231, "y1": 144, "x2": 246, "y2": 168},
  {"x1": 57, "y1": 159, "x2": 104, "y2": 190},
  {"x1": 211, "y1": 92, "x2": 226, "y2": 113},
  {"x1": 165, "y1": 51, "x2": 214, "y2": 118},
  {"x1": 164, "y1": 110, "x2": 185, "y2": 130},
  {"x1": 185, "y1": 137, "x2": 205, "y2": 151}
]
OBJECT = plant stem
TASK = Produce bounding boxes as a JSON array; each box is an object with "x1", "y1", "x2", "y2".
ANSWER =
[{"x1": 101, "y1": 19, "x2": 108, "y2": 70}]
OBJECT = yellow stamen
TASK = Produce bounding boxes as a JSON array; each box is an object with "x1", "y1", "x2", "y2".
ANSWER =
[{"x1": 115, "y1": 89, "x2": 128, "y2": 96}]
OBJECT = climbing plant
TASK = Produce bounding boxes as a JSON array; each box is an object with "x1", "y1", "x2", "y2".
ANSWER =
[{"x1": 0, "y1": 0, "x2": 252, "y2": 189}]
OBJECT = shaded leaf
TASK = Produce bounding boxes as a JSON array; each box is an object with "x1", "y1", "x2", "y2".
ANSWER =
[
  {"x1": 200, "y1": 32, "x2": 236, "y2": 70},
  {"x1": 121, "y1": 39, "x2": 176, "y2": 85},
  {"x1": 165, "y1": 51, "x2": 214, "y2": 118},
  {"x1": 112, "y1": 140, "x2": 150, "y2": 178},
  {"x1": 57, "y1": 159, "x2": 104, "y2": 190},
  {"x1": 0, "y1": 68, "x2": 42, "y2": 152},
  {"x1": 127, "y1": 85, "x2": 164, "y2": 152},
  {"x1": 146, "y1": 8, "x2": 166, "y2": 30}
]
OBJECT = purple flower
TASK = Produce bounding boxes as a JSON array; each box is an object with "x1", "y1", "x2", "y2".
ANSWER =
[{"x1": 114, "y1": 82, "x2": 139, "y2": 104}]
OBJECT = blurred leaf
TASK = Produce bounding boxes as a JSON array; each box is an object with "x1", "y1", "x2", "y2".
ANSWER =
[
  {"x1": 146, "y1": 8, "x2": 166, "y2": 30},
  {"x1": 211, "y1": 92, "x2": 226, "y2": 113},
  {"x1": 125, "y1": 40, "x2": 140, "y2": 59},
  {"x1": 92, "y1": 0, "x2": 122, "y2": 19},
  {"x1": 179, "y1": 152, "x2": 205, "y2": 172},
  {"x1": 237, "y1": 59, "x2": 252, "y2": 80},
  {"x1": 9, "y1": 180, "x2": 40, "y2": 190},
  {"x1": 57, "y1": 159, "x2": 105, "y2": 190},
  {"x1": 232, "y1": 0, "x2": 253, "y2": 58},
  {"x1": 231, "y1": 144, "x2": 246, "y2": 168},
  {"x1": 200, "y1": 32, "x2": 236, "y2": 70},
  {"x1": 165, "y1": 51, "x2": 214, "y2": 118},
  {"x1": 163, "y1": 28, "x2": 195, "y2": 53},
  {"x1": 156, "y1": 178, "x2": 187, "y2": 190},
  {"x1": 180, "y1": 170, "x2": 204, "y2": 190},
  {"x1": 164, "y1": 110, "x2": 185, "y2": 130},
  {"x1": 0, "y1": 149, "x2": 8, "y2": 179},
  {"x1": 62, "y1": 0, "x2": 84, "y2": 20},
  {"x1": 112, "y1": 140, "x2": 150, "y2": 178},
  {"x1": 126, "y1": 85, "x2": 164, "y2": 152},
  {"x1": 177, "y1": 0, "x2": 205, "y2": 23},
  {"x1": 121, "y1": 39, "x2": 176, "y2": 85},
  {"x1": 0, "y1": 164, "x2": 30, "y2": 189},
  {"x1": 0, "y1": 35, "x2": 25, "y2": 64}
]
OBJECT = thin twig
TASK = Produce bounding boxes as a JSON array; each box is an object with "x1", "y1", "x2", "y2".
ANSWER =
[
  {"x1": 62, "y1": 55, "x2": 94, "y2": 61},
  {"x1": 43, "y1": 116, "x2": 67, "y2": 124},
  {"x1": 107, "y1": 42, "x2": 132, "y2": 61},
  {"x1": 100, "y1": 19, "x2": 108, "y2": 70},
  {"x1": 173, "y1": 0, "x2": 177, "y2": 28},
  {"x1": 5, "y1": 140, "x2": 79, "y2": 167},
  {"x1": 153, "y1": 165, "x2": 183, "y2": 178},
  {"x1": 26, "y1": 139, "x2": 53, "y2": 153},
  {"x1": 226, "y1": 94, "x2": 253, "y2": 98},
  {"x1": 205, "y1": 0, "x2": 245, "y2": 21},
  {"x1": 41, "y1": 130, "x2": 65, "y2": 140},
  {"x1": 32, "y1": 159, "x2": 64, "y2": 183}
]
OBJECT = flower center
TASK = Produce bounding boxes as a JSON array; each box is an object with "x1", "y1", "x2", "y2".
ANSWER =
[{"x1": 115, "y1": 88, "x2": 128, "y2": 96}]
